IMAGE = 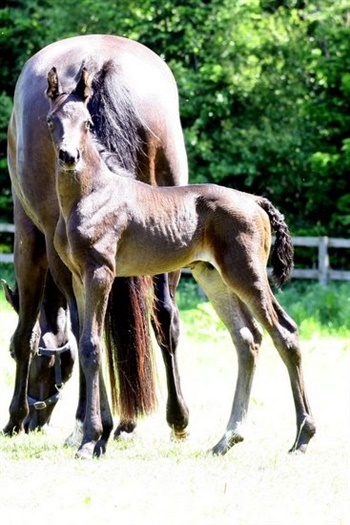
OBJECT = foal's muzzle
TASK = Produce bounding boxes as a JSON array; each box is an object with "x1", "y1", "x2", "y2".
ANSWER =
[{"x1": 58, "y1": 147, "x2": 80, "y2": 169}]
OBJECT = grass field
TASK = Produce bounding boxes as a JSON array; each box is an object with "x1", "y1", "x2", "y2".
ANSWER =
[{"x1": 0, "y1": 282, "x2": 349, "y2": 525}]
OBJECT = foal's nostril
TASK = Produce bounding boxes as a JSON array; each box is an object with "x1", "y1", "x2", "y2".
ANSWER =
[{"x1": 59, "y1": 148, "x2": 80, "y2": 166}]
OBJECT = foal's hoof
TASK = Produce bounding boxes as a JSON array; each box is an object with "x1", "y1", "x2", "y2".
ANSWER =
[
  {"x1": 289, "y1": 445, "x2": 307, "y2": 455},
  {"x1": 211, "y1": 432, "x2": 244, "y2": 456},
  {"x1": 64, "y1": 420, "x2": 84, "y2": 448},
  {"x1": 94, "y1": 438, "x2": 107, "y2": 457},
  {"x1": 288, "y1": 416, "x2": 316, "y2": 454},
  {"x1": 75, "y1": 442, "x2": 95, "y2": 460}
]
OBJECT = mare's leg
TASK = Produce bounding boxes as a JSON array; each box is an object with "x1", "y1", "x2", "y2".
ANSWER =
[
  {"x1": 191, "y1": 263, "x2": 263, "y2": 454},
  {"x1": 74, "y1": 267, "x2": 114, "y2": 459},
  {"x1": 3, "y1": 202, "x2": 47, "y2": 435},
  {"x1": 137, "y1": 124, "x2": 188, "y2": 438},
  {"x1": 152, "y1": 272, "x2": 189, "y2": 438},
  {"x1": 220, "y1": 263, "x2": 316, "y2": 453}
]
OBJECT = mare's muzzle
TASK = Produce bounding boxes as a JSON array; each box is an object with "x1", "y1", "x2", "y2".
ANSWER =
[{"x1": 28, "y1": 342, "x2": 72, "y2": 412}]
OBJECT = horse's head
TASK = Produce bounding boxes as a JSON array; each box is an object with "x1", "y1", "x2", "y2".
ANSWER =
[
  {"x1": 46, "y1": 67, "x2": 93, "y2": 172},
  {"x1": 2, "y1": 278, "x2": 76, "y2": 432},
  {"x1": 24, "y1": 326, "x2": 76, "y2": 433}
]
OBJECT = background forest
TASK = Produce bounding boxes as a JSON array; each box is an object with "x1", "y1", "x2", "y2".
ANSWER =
[{"x1": 0, "y1": 0, "x2": 349, "y2": 242}]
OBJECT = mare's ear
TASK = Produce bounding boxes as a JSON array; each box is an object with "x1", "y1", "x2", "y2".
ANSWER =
[
  {"x1": 46, "y1": 67, "x2": 62, "y2": 100},
  {"x1": 72, "y1": 67, "x2": 92, "y2": 103}
]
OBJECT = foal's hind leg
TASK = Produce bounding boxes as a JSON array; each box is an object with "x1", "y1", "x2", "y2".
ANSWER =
[
  {"x1": 151, "y1": 272, "x2": 189, "y2": 438},
  {"x1": 191, "y1": 263, "x2": 263, "y2": 455},
  {"x1": 259, "y1": 295, "x2": 315, "y2": 453},
  {"x1": 222, "y1": 267, "x2": 316, "y2": 453}
]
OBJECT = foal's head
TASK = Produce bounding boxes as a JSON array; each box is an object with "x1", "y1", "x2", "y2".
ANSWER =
[{"x1": 46, "y1": 67, "x2": 93, "y2": 172}]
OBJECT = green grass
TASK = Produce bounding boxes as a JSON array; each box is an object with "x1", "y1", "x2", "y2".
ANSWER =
[{"x1": 0, "y1": 274, "x2": 349, "y2": 524}]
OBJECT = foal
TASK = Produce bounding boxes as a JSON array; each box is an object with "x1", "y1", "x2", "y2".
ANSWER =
[{"x1": 47, "y1": 66, "x2": 315, "y2": 459}]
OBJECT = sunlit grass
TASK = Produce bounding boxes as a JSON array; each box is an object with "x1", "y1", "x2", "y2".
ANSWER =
[{"x1": 0, "y1": 278, "x2": 349, "y2": 524}]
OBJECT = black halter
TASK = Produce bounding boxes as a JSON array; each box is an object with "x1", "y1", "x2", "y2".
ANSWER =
[{"x1": 28, "y1": 342, "x2": 71, "y2": 411}]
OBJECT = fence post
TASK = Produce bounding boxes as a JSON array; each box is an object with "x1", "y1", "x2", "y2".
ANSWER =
[{"x1": 318, "y1": 236, "x2": 329, "y2": 286}]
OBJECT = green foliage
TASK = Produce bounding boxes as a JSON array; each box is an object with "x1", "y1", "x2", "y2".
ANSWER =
[
  {"x1": 0, "y1": 0, "x2": 349, "y2": 242},
  {"x1": 2, "y1": 260, "x2": 348, "y2": 339},
  {"x1": 177, "y1": 277, "x2": 350, "y2": 339},
  {"x1": 277, "y1": 281, "x2": 350, "y2": 337}
]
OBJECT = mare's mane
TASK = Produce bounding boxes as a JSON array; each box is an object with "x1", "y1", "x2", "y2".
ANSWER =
[
  {"x1": 84, "y1": 60, "x2": 145, "y2": 175},
  {"x1": 94, "y1": 141, "x2": 134, "y2": 178}
]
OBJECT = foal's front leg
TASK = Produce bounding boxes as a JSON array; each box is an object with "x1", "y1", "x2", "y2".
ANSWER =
[{"x1": 75, "y1": 267, "x2": 114, "y2": 460}]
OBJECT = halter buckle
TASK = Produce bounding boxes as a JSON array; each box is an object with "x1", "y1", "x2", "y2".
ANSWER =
[{"x1": 33, "y1": 400, "x2": 47, "y2": 410}]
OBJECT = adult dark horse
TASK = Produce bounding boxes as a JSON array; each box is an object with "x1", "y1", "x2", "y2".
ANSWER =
[
  {"x1": 43, "y1": 65, "x2": 315, "y2": 459},
  {"x1": 4, "y1": 35, "x2": 189, "y2": 445}
]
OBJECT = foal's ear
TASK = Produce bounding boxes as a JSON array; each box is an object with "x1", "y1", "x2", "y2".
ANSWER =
[
  {"x1": 72, "y1": 67, "x2": 92, "y2": 103},
  {"x1": 46, "y1": 67, "x2": 62, "y2": 100}
]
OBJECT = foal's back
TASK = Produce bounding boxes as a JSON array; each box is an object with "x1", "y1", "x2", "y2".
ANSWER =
[{"x1": 112, "y1": 180, "x2": 271, "y2": 277}]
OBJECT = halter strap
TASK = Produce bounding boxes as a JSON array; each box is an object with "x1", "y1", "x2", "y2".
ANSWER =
[
  {"x1": 27, "y1": 390, "x2": 62, "y2": 411},
  {"x1": 29, "y1": 342, "x2": 71, "y2": 410}
]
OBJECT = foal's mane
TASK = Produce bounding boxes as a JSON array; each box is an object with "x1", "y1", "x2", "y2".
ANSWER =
[{"x1": 86, "y1": 60, "x2": 145, "y2": 176}]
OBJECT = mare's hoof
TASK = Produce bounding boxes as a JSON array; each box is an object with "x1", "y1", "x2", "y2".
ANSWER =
[
  {"x1": 171, "y1": 428, "x2": 189, "y2": 441},
  {"x1": 114, "y1": 420, "x2": 136, "y2": 439},
  {"x1": 2, "y1": 422, "x2": 22, "y2": 436}
]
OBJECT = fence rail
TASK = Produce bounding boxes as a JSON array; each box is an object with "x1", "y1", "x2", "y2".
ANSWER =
[{"x1": 1, "y1": 224, "x2": 349, "y2": 286}]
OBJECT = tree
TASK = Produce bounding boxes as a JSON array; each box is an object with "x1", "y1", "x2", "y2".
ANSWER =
[{"x1": 0, "y1": 0, "x2": 349, "y2": 241}]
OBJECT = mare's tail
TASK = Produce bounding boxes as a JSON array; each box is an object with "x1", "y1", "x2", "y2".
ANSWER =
[
  {"x1": 104, "y1": 276, "x2": 157, "y2": 421},
  {"x1": 255, "y1": 197, "x2": 294, "y2": 288}
]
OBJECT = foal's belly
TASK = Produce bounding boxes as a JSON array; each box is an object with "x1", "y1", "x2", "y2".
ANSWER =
[
  {"x1": 113, "y1": 206, "x2": 208, "y2": 276},
  {"x1": 115, "y1": 246, "x2": 193, "y2": 276},
  {"x1": 114, "y1": 240, "x2": 211, "y2": 277}
]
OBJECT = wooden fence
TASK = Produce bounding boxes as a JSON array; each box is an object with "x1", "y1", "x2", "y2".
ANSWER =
[
  {"x1": 284, "y1": 236, "x2": 350, "y2": 286},
  {"x1": 0, "y1": 223, "x2": 349, "y2": 286}
]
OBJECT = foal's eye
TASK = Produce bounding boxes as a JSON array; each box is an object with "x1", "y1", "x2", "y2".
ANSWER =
[
  {"x1": 85, "y1": 120, "x2": 92, "y2": 130},
  {"x1": 47, "y1": 119, "x2": 54, "y2": 130}
]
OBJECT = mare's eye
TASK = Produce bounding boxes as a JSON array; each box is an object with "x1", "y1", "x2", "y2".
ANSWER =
[
  {"x1": 47, "y1": 118, "x2": 54, "y2": 130},
  {"x1": 85, "y1": 120, "x2": 92, "y2": 130}
]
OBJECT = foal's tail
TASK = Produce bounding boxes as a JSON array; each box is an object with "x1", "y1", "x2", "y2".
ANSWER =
[
  {"x1": 104, "y1": 276, "x2": 157, "y2": 421},
  {"x1": 255, "y1": 197, "x2": 294, "y2": 288}
]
